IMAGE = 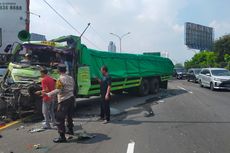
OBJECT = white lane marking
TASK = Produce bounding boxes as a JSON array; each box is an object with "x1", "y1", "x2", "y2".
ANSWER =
[
  {"x1": 177, "y1": 86, "x2": 193, "y2": 94},
  {"x1": 127, "y1": 141, "x2": 135, "y2": 153}
]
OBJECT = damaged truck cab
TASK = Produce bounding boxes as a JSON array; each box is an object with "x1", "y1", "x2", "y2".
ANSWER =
[{"x1": 0, "y1": 36, "x2": 78, "y2": 117}]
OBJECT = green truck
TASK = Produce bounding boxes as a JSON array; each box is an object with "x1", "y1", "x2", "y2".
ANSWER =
[{"x1": 0, "y1": 33, "x2": 174, "y2": 116}]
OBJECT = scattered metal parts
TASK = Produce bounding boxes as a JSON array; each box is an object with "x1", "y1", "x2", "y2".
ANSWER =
[
  {"x1": 157, "y1": 100, "x2": 165, "y2": 103},
  {"x1": 16, "y1": 125, "x2": 25, "y2": 130},
  {"x1": 75, "y1": 131, "x2": 96, "y2": 141},
  {"x1": 33, "y1": 144, "x2": 41, "y2": 149},
  {"x1": 29, "y1": 128, "x2": 45, "y2": 133},
  {"x1": 144, "y1": 111, "x2": 155, "y2": 117}
]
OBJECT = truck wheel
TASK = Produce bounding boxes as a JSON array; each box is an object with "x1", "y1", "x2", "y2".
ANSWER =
[
  {"x1": 150, "y1": 78, "x2": 160, "y2": 94},
  {"x1": 139, "y1": 79, "x2": 150, "y2": 96}
]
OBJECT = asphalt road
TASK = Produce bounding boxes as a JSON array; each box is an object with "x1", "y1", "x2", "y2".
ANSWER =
[{"x1": 0, "y1": 80, "x2": 230, "y2": 153}]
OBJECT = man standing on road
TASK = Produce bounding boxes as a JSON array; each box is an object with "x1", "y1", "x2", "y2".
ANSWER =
[
  {"x1": 46, "y1": 64, "x2": 75, "y2": 143},
  {"x1": 35, "y1": 68, "x2": 56, "y2": 129},
  {"x1": 98, "y1": 66, "x2": 112, "y2": 124}
]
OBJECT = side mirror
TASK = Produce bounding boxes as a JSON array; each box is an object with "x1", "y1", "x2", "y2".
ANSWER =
[
  {"x1": 4, "y1": 44, "x2": 12, "y2": 53},
  {"x1": 206, "y1": 73, "x2": 211, "y2": 77}
]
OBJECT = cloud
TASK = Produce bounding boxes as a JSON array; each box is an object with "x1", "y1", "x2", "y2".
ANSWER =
[
  {"x1": 209, "y1": 20, "x2": 230, "y2": 38},
  {"x1": 29, "y1": 0, "x2": 195, "y2": 63},
  {"x1": 172, "y1": 24, "x2": 184, "y2": 33}
]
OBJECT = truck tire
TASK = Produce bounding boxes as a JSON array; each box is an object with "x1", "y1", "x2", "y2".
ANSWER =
[
  {"x1": 150, "y1": 78, "x2": 160, "y2": 94},
  {"x1": 138, "y1": 79, "x2": 150, "y2": 96}
]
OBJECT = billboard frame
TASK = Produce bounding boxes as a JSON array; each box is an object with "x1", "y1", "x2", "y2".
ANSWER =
[{"x1": 185, "y1": 22, "x2": 214, "y2": 51}]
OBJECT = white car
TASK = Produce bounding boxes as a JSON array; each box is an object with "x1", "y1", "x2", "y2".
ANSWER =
[{"x1": 198, "y1": 68, "x2": 230, "y2": 91}]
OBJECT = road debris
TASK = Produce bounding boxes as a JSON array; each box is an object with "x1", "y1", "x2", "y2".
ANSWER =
[
  {"x1": 144, "y1": 111, "x2": 155, "y2": 117},
  {"x1": 157, "y1": 100, "x2": 165, "y2": 103},
  {"x1": 0, "y1": 134, "x2": 2, "y2": 138},
  {"x1": 33, "y1": 144, "x2": 41, "y2": 149},
  {"x1": 16, "y1": 125, "x2": 25, "y2": 130},
  {"x1": 29, "y1": 128, "x2": 45, "y2": 133},
  {"x1": 75, "y1": 131, "x2": 95, "y2": 141}
]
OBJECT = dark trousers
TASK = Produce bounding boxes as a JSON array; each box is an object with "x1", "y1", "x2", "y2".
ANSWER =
[
  {"x1": 55, "y1": 97, "x2": 74, "y2": 134},
  {"x1": 100, "y1": 97, "x2": 110, "y2": 121}
]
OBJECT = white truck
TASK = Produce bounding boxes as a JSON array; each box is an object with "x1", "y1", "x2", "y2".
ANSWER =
[{"x1": 0, "y1": 0, "x2": 29, "y2": 53}]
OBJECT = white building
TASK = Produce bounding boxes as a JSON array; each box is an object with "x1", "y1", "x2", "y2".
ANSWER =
[
  {"x1": 0, "y1": 0, "x2": 29, "y2": 53},
  {"x1": 30, "y1": 33, "x2": 46, "y2": 41},
  {"x1": 108, "y1": 41, "x2": 116, "y2": 53},
  {"x1": 161, "y1": 51, "x2": 169, "y2": 58}
]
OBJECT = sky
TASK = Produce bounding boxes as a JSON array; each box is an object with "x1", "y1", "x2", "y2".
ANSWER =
[{"x1": 30, "y1": 0, "x2": 230, "y2": 64}]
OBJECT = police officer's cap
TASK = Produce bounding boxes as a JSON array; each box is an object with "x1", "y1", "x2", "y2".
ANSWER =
[{"x1": 58, "y1": 64, "x2": 66, "y2": 73}]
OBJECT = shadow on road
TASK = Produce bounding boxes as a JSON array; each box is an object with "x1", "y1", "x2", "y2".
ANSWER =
[
  {"x1": 112, "y1": 119, "x2": 230, "y2": 126},
  {"x1": 110, "y1": 88, "x2": 189, "y2": 126},
  {"x1": 68, "y1": 133, "x2": 111, "y2": 144},
  {"x1": 75, "y1": 88, "x2": 188, "y2": 118}
]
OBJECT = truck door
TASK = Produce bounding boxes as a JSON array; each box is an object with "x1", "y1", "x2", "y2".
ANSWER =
[{"x1": 77, "y1": 66, "x2": 91, "y2": 95}]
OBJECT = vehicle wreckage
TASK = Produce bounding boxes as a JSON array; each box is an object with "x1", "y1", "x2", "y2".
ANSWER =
[{"x1": 0, "y1": 30, "x2": 75, "y2": 118}]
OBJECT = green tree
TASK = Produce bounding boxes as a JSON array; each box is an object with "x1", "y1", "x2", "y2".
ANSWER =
[
  {"x1": 213, "y1": 34, "x2": 230, "y2": 63},
  {"x1": 184, "y1": 51, "x2": 219, "y2": 69},
  {"x1": 174, "y1": 63, "x2": 184, "y2": 68},
  {"x1": 224, "y1": 54, "x2": 230, "y2": 70}
]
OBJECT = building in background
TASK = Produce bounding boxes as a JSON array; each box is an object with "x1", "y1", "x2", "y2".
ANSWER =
[
  {"x1": 0, "y1": 0, "x2": 29, "y2": 53},
  {"x1": 30, "y1": 33, "x2": 46, "y2": 41},
  {"x1": 161, "y1": 51, "x2": 169, "y2": 58},
  {"x1": 108, "y1": 41, "x2": 116, "y2": 53}
]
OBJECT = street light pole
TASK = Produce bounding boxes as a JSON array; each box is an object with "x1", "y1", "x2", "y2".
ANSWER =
[{"x1": 110, "y1": 32, "x2": 130, "y2": 53}]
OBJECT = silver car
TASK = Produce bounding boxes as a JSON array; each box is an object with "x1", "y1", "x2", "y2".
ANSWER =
[{"x1": 198, "y1": 68, "x2": 230, "y2": 91}]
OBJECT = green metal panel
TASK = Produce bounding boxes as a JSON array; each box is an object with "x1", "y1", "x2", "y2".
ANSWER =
[{"x1": 77, "y1": 66, "x2": 91, "y2": 95}]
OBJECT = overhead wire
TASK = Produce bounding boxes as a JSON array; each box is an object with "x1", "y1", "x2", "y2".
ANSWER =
[
  {"x1": 65, "y1": 0, "x2": 108, "y2": 46},
  {"x1": 42, "y1": 0, "x2": 101, "y2": 49}
]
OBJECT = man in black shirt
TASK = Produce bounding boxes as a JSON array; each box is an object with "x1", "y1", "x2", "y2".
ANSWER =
[{"x1": 98, "y1": 66, "x2": 111, "y2": 124}]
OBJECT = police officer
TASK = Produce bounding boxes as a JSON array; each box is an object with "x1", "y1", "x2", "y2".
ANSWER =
[{"x1": 46, "y1": 64, "x2": 75, "y2": 143}]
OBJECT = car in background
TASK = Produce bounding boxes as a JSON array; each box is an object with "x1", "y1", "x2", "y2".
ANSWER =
[
  {"x1": 0, "y1": 65, "x2": 7, "y2": 80},
  {"x1": 173, "y1": 68, "x2": 187, "y2": 79},
  {"x1": 187, "y1": 68, "x2": 202, "y2": 82},
  {"x1": 198, "y1": 68, "x2": 230, "y2": 91}
]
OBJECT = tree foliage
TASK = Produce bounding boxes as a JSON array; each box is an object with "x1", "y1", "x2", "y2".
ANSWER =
[
  {"x1": 184, "y1": 34, "x2": 230, "y2": 70},
  {"x1": 174, "y1": 63, "x2": 184, "y2": 68},
  {"x1": 184, "y1": 51, "x2": 219, "y2": 69},
  {"x1": 213, "y1": 34, "x2": 230, "y2": 62}
]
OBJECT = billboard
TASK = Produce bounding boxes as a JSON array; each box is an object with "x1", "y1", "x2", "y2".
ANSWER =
[
  {"x1": 185, "y1": 22, "x2": 214, "y2": 50},
  {"x1": 0, "y1": 0, "x2": 29, "y2": 53}
]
